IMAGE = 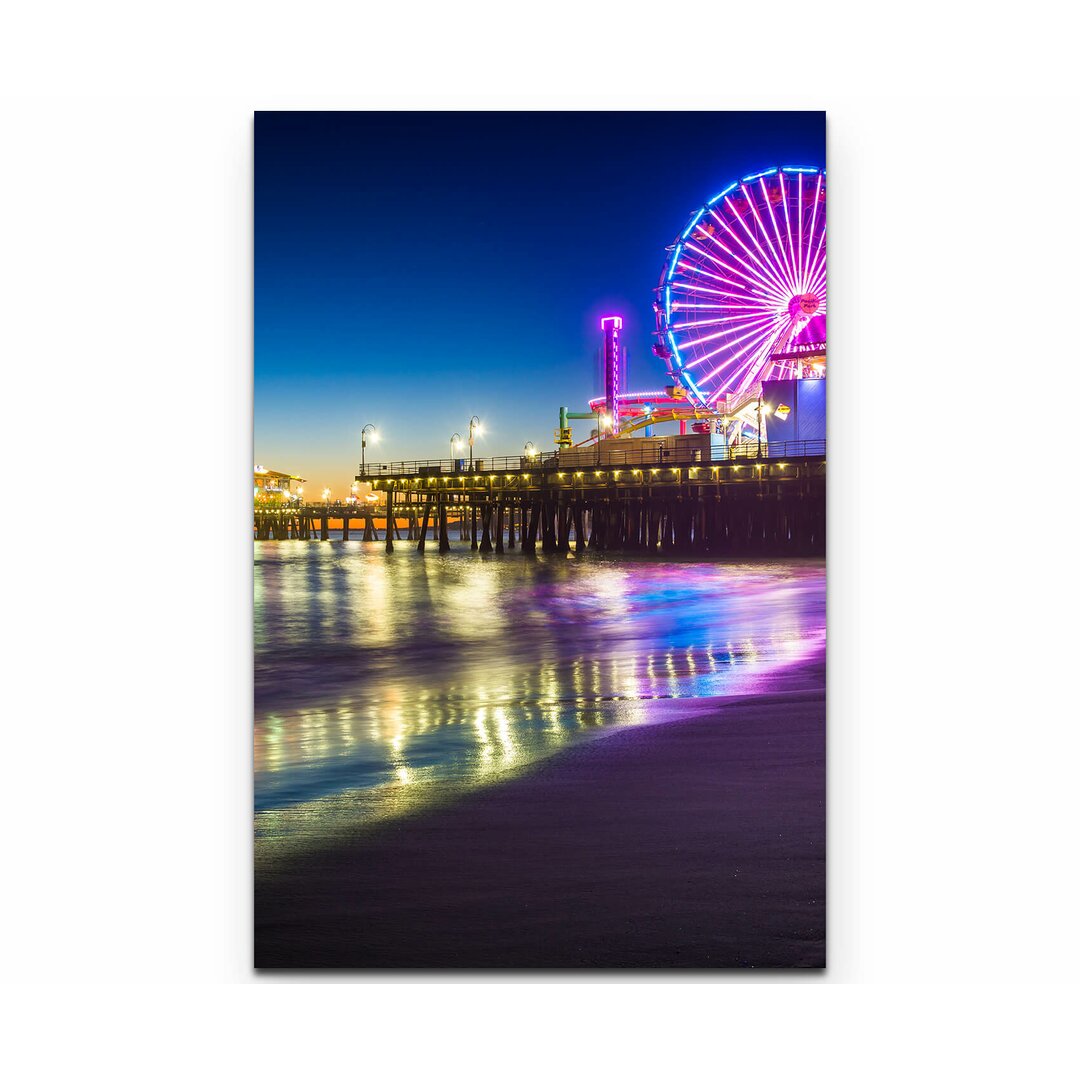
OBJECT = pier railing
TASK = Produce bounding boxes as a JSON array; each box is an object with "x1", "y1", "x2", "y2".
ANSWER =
[
  {"x1": 359, "y1": 439, "x2": 825, "y2": 477},
  {"x1": 360, "y1": 452, "x2": 560, "y2": 477}
]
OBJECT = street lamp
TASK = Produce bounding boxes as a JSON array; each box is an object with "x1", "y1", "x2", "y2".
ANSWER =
[
  {"x1": 361, "y1": 424, "x2": 378, "y2": 475},
  {"x1": 322, "y1": 487, "x2": 331, "y2": 504},
  {"x1": 468, "y1": 416, "x2": 481, "y2": 469},
  {"x1": 755, "y1": 396, "x2": 771, "y2": 458},
  {"x1": 450, "y1": 432, "x2": 463, "y2": 460},
  {"x1": 524, "y1": 441, "x2": 537, "y2": 459}
]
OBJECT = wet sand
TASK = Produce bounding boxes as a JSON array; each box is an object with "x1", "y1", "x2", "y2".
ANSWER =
[{"x1": 255, "y1": 674, "x2": 825, "y2": 969}]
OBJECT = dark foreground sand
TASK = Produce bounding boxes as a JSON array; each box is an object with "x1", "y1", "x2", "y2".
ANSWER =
[{"x1": 255, "y1": 683, "x2": 825, "y2": 969}]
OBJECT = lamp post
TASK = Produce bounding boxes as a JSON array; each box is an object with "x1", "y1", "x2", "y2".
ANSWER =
[
  {"x1": 524, "y1": 441, "x2": 536, "y2": 462},
  {"x1": 717, "y1": 416, "x2": 731, "y2": 462},
  {"x1": 450, "y1": 432, "x2": 463, "y2": 461},
  {"x1": 468, "y1": 416, "x2": 481, "y2": 470},
  {"x1": 322, "y1": 487, "x2": 331, "y2": 505},
  {"x1": 755, "y1": 396, "x2": 772, "y2": 458},
  {"x1": 361, "y1": 424, "x2": 378, "y2": 476},
  {"x1": 596, "y1": 413, "x2": 611, "y2": 465}
]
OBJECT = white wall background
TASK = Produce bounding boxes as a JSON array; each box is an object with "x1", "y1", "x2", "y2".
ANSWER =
[{"x1": 1, "y1": 2, "x2": 1077, "y2": 1075}]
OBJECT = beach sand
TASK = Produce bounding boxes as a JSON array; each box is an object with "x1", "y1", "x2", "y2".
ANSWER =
[{"x1": 255, "y1": 681, "x2": 825, "y2": 969}]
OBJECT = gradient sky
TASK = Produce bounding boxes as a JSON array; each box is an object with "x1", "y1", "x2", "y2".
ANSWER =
[{"x1": 255, "y1": 111, "x2": 824, "y2": 495}]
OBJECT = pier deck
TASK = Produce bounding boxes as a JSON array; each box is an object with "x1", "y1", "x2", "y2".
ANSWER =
[{"x1": 255, "y1": 440, "x2": 825, "y2": 555}]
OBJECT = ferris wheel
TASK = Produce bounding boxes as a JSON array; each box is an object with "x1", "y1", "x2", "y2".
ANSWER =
[{"x1": 654, "y1": 166, "x2": 826, "y2": 411}]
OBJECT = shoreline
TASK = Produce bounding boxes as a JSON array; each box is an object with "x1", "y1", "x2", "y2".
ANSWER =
[{"x1": 255, "y1": 675, "x2": 825, "y2": 969}]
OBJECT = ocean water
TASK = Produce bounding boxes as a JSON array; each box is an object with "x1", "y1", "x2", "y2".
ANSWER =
[{"x1": 254, "y1": 543, "x2": 825, "y2": 846}]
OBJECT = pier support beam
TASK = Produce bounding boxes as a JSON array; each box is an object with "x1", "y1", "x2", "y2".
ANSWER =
[
  {"x1": 557, "y1": 499, "x2": 571, "y2": 553},
  {"x1": 523, "y1": 498, "x2": 541, "y2": 554},
  {"x1": 541, "y1": 496, "x2": 557, "y2": 553},
  {"x1": 418, "y1": 495, "x2": 432, "y2": 553},
  {"x1": 573, "y1": 502, "x2": 586, "y2": 553},
  {"x1": 479, "y1": 501, "x2": 494, "y2": 553},
  {"x1": 438, "y1": 497, "x2": 451, "y2": 553}
]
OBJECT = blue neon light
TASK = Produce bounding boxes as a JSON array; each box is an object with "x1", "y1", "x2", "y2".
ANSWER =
[
  {"x1": 667, "y1": 243, "x2": 683, "y2": 281},
  {"x1": 664, "y1": 285, "x2": 671, "y2": 319},
  {"x1": 681, "y1": 207, "x2": 705, "y2": 239},
  {"x1": 708, "y1": 182, "x2": 739, "y2": 205},
  {"x1": 682, "y1": 372, "x2": 706, "y2": 405},
  {"x1": 741, "y1": 168, "x2": 778, "y2": 182},
  {"x1": 781, "y1": 166, "x2": 821, "y2": 174}
]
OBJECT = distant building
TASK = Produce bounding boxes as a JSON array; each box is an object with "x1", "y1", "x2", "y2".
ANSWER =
[{"x1": 254, "y1": 466, "x2": 306, "y2": 505}]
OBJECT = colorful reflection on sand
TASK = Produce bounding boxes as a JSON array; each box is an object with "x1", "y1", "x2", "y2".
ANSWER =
[{"x1": 255, "y1": 545, "x2": 825, "y2": 850}]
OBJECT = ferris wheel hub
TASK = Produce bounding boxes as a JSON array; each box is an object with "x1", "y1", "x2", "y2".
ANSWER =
[{"x1": 789, "y1": 293, "x2": 820, "y2": 317}]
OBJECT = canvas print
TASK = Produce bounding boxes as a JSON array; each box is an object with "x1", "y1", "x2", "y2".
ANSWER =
[{"x1": 254, "y1": 111, "x2": 826, "y2": 968}]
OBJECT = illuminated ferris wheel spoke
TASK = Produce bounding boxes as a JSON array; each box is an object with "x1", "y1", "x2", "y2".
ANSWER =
[
  {"x1": 690, "y1": 318, "x2": 784, "y2": 379},
  {"x1": 729, "y1": 336, "x2": 782, "y2": 398},
  {"x1": 701, "y1": 341, "x2": 774, "y2": 400},
  {"x1": 671, "y1": 316, "x2": 774, "y2": 339},
  {"x1": 671, "y1": 309, "x2": 781, "y2": 333},
  {"x1": 780, "y1": 174, "x2": 798, "y2": 295},
  {"x1": 713, "y1": 198, "x2": 790, "y2": 296},
  {"x1": 681, "y1": 241, "x2": 761, "y2": 293},
  {"x1": 728, "y1": 186, "x2": 798, "y2": 297},
  {"x1": 681, "y1": 317, "x2": 783, "y2": 370},
  {"x1": 696, "y1": 218, "x2": 789, "y2": 299},
  {"x1": 672, "y1": 265, "x2": 757, "y2": 299},
  {"x1": 708, "y1": 208, "x2": 792, "y2": 300},
  {"x1": 679, "y1": 312, "x2": 781, "y2": 355}
]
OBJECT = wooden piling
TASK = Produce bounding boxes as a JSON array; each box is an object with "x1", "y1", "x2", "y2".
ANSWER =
[
  {"x1": 523, "y1": 497, "x2": 540, "y2": 554},
  {"x1": 479, "y1": 501, "x2": 493, "y2": 553},
  {"x1": 438, "y1": 497, "x2": 451, "y2": 553},
  {"x1": 418, "y1": 495, "x2": 432, "y2": 553}
]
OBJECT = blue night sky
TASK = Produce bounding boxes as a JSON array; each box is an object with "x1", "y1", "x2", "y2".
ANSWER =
[{"x1": 255, "y1": 111, "x2": 824, "y2": 493}]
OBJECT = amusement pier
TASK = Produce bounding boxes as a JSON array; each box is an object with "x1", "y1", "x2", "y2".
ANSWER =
[
  {"x1": 255, "y1": 165, "x2": 827, "y2": 558},
  {"x1": 255, "y1": 438, "x2": 824, "y2": 556}
]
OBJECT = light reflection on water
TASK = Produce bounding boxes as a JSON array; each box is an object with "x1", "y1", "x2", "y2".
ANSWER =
[{"x1": 255, "y1": 545, "x2": 825, "y2": 846}]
